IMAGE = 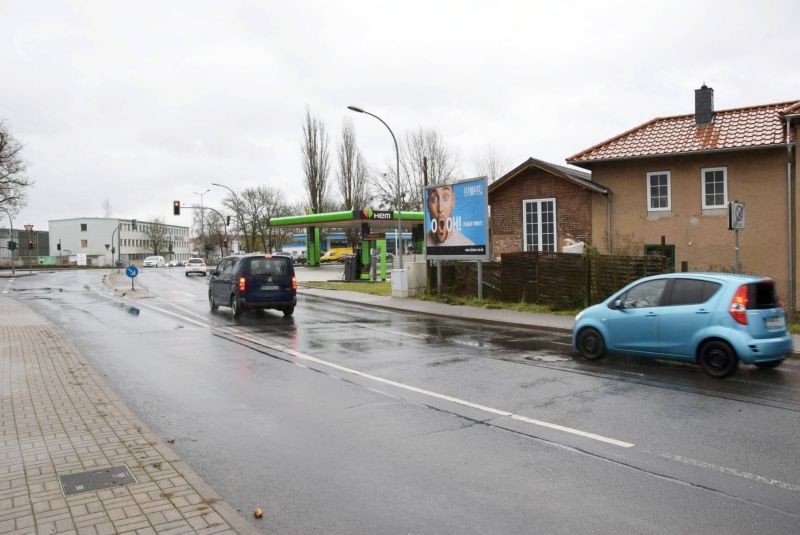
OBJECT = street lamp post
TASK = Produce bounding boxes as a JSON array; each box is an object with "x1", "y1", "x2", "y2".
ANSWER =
[
  {"x1": 347, "y1": 106, "x2": 403, "y2": 269},
  {"x1": 193, "y1": 189, "x2": 210, "y2": 258},
  {"x1": 211, "y1": 182, "x2": 243, "y2": 251}
]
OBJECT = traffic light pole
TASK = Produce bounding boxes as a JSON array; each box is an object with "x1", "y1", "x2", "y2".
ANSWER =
[
  {"x1": 1, "y1": 208, "x2": 15, "y2": 276},
  {"x1": 176, "y1": 203, "x2": 229, "y2": 259}
]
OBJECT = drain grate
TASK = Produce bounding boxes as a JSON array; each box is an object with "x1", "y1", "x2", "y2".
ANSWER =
[{"x1": 58, "y1": 465, "x2": 138, "y2": 496}]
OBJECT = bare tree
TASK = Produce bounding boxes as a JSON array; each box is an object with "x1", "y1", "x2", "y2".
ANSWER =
[
  {"x1": 102, "y1": 198, "x2": 112, "y2": 218},
  {"x1": 374, "y1": 127, "x2": 458, "y2": 211},
  {"x1": 336, "y1": 119, "x2": 370, "y2": 211},
  {"x1": 144, "y1": 216, "x2": 168, "y2": 255},
  {"x1": 0, "y1": 120, "x2": 33, "y2": 213},
  {"x1": 301, "y1": 109, "x2": 332, "y2": 214},
  {"x1": 238, "y1": 186, "x2": 288, "y2": 253},
  {"x1": 473, "y1": 143, "x2": 510, "y2": 183}
]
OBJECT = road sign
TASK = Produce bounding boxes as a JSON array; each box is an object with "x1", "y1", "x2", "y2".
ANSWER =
[
  {"x1": 24, "y1": 224, "x2": 33, "y2": 232},
  {"x1": 125, "y1": 265, "x2": 139, "y2": 278},
  {"x1": 728, "y1": 201, "x2": 746, "y2": 230}
]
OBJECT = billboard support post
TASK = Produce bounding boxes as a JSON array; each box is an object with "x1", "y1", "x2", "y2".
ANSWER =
[{"x1": 477, "y1": 261, "x2": 483, "y2": 300}]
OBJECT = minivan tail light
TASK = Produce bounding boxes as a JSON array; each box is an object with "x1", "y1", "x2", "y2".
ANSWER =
[
  {"x1": 239, "y1": 276, "x2": 246, "y2": 292},
  {"x1": 291, "y1": 276, "x2": 297, "y2": 292},
  {"x1": 729, "y1": 284, "x2": 748, "y2": 325}
]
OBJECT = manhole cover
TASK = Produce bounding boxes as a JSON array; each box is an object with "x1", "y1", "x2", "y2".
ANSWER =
[{"x1": 59, "y1": 465, "x2": 137, "y2": 496}]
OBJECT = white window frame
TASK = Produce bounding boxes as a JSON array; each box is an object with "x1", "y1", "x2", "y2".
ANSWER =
[
  {"x1": 522, "y1": 198, "x2": 558, "y2": 253},
  {"x1": 647, "y1": 171, "x2": 671, "y2": 212},
  {"x1": 701, "y1": 166, "x2": 728, "y2": 209}
]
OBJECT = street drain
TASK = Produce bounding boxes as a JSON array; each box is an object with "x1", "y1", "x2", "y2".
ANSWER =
[
  {"x1": 525, "y1": 354, "x2": 572, "y2": 363},
  {"x1": 59, "y1": 465, "x2": 138, "y2": 496}
]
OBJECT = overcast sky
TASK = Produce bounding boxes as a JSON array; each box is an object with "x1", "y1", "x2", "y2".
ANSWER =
[{"x1": 1, "y1": 0, "x2": 797, "y2": 231}]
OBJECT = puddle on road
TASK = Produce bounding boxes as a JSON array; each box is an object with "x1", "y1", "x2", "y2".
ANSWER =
[{"x1": 524, "y1": 354, "x2": 572, "y2": 363}]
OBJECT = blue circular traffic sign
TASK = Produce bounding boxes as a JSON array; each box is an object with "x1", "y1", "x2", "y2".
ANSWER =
[{"x1": 125, "y1": 265, "x2": 139, "y2": 278}]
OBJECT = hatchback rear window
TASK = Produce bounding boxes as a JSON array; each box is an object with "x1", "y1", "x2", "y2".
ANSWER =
[
  {"x1": 668, "y1": 279, "x2": 721, "y2": 306},
  {"x1": 747, "y1": 281, "x2": 780, "y2": 309},
  {"x1": 246, "y1": 258, "x2": 290, "y2": 276}
]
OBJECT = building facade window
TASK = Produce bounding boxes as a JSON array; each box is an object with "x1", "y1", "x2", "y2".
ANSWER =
[
  {"x1": 647, "y1": 171, "x2": 671, "y2": 211},
  {"x1": 80, "y1": 223, "x2": 87, "y2": 231},
  {"x1": 523, "y1": 198, "x2": 557, "y2": 252},
  {"x1": 702, "y1": 167, "x2": 727, "y2": 209},
  {"x1": 80, "y1": 240, "x2": 88, "y2": 248}
]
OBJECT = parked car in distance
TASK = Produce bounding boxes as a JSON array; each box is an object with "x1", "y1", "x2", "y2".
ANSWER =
[
  {"x1": 572, "y1": 273, "x2": 792, "y2": 378},
  {"x1": 338, "y1": 252, "x2": 356, "y2": 263},
  {"x1": 293, "y1": 253, "x2": 307, "y2": 265},
  {"x1": 184, "y1": 257, "x2": 207, "y2": 277},
  {"x1": 167, "y1": 260, "x2": 184, "y2": 267},
  {"x1": 208, "y1": 254, "x2": 297, "y2": 317},
  {"x1": 143, "y1": 255, "x2": 165, "y2": 267}
]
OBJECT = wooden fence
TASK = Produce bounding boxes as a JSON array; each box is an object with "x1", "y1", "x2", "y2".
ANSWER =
[{"x1": 437, "y1": 251, "x2": 667, "y2": 309}]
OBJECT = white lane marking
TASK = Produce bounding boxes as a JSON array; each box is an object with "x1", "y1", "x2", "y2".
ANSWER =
[
  {"x1": 228, "y1": 329, "x2": 634, "y2": 448},
  {"x1": 651, "y1": 450, "x2": 800, "y2": 492},
  {"x1": 357, "y1": 324, "x2": 428, "y2": 340},
  {"x1": 132, "y1": 300, "x2": 633, "y2": 447}
]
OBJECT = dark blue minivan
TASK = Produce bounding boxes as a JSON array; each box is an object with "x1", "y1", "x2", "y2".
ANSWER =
[{"x1": 209, "y1": 254, "x2": 297, "y2": 317}]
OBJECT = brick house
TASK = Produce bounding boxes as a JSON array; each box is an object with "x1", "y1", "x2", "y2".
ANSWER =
[
  {"x1": 567, "y1": 86, "x2": 800, "y2": 312},
  {"x1": 488, "y1": 157, "x2": 609, "y2": 259}
]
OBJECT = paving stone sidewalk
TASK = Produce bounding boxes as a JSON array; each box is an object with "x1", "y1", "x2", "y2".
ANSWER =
[{"x1": 0, "y1": 296, "x2": 256, "y2": 535}]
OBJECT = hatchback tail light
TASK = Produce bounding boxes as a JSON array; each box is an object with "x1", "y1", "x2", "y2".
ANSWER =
[
  {"x1": 291, "y1": 276, "x2": 297, "y2": 292},
  {"x1": 239, "y1": 276, "x2": 246, "y2": 292},
  {"x1": 729, "y1": 284, "x2": 748, "y2": 325}
]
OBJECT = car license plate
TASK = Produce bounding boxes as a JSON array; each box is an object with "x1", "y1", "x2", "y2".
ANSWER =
[
  {"x1": 765, "y1": 316, "x2": 784, "y2": 329},
  {"x1": 261, "y1": 285, "x2": 279, "y2": 291}
]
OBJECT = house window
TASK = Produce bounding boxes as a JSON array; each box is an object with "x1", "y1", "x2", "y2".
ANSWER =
[
  {"x1": 523, "y1": 198, "x2": 557, "y2": 252},
  {"x1": 702, "y1": 167, "x2": 727, "y2": 209},
  {"x1": 647, "y1": 172, "x2": 671, "y2": 211},
  {"x1": 80, "y1": 223, "x2": 87, "y2": 231},
  {"x1": 80, "y1": 240, "x2": 88, "y2": 248}
]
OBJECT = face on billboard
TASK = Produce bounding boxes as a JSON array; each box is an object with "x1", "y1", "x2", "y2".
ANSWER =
[{"x1": 427, "y1": 185, "x2": 455, "y2": 244}]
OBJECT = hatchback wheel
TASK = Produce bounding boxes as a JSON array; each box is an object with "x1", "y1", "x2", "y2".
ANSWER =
[
  {"x1": 577, "y1": 327, "x2": 606, "y2": 360},
  {"x1": 698, "y1": 340, "x2": 738, "y2": 378},
  {"x1": 209, "y1": 292, "x2": 218, "y2": 311},
  {"x1": 231, "y1": 295, "x2": 243, "y2": 318},
  {"x1": 755, "y1": 359, "x2": 784, "y2": 370}
]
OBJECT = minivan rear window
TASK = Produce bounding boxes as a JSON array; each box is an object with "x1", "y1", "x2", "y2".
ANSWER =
[
  {"x1": 246, "y1": 257, "x2": 290, "y2": 276},
  {"x1": 747, "y1": 281, "x2": 780, "y2": 309}
]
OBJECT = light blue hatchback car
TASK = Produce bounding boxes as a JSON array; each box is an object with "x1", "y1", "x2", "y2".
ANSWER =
[{"x1": 572, "y1": 273, "x2": 793, "y2": 378}]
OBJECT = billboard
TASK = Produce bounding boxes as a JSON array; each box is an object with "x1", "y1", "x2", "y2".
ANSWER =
[{"x1": 424, "y1": 176, "x2": 489, "y2": 261}]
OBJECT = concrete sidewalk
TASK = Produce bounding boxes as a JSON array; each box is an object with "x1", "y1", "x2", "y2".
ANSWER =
[
  {"x1": 297, "y1": 285, "x2": 576, "y2": 333},
  {"x1": 0, "y1": 296, "x2": 256, "y2": 535}
]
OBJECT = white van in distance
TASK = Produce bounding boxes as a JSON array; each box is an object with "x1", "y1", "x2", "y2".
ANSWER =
[{"x1": 143, "y1": 256, "x2": 165, "y2": 267}]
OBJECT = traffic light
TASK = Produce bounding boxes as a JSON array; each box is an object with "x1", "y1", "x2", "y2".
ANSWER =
[
  {"x1": 173, "y1": 200, "x2": 181, "y2": 215},
  {"x1": 111, "y1": 247, "x2": 115, "y2": 254},
  {"x1": 6, "y1": 240, "x2": 15, "y2": 251},
  {"x1": 223, "y1": 237, "x2": 229, "y2": 247},
  {"x1": 27, "y1": 239, "x2": 34, "y2": 250},
  {"x1": 57, "y1": 241, "x2": 61, "y2": 251},
  {"x1": 131, "y1": 219, "x2": 137, "y2": 230},
  {"x1": 226, "y1": 215, "x2": 231, "y2": 226}
]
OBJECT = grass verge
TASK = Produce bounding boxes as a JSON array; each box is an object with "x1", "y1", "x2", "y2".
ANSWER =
[{"x1": 300, "y1": 281, "x2": 392, "y2": 296}]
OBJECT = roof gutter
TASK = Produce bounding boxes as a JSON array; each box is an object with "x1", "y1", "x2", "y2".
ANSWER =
[
  {"x1": 567, "y1": 142, "x2": 788, "y2": 168},
  {"x1": 785, "y1": 114, "x2": 799, "y2": 320}
]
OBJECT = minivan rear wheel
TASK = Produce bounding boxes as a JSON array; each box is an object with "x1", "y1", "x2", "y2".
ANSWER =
[
  {"x1": 577, "y1": 328, "x2": 606, "y2": 360},
  {"x1": 231, "y1": 295, "x2": 243, "y2": 318},
  {"x1": 698, "y1": 340, "x2": 738, "y2": 378},
  {"x1": 283, "y1": 306, "x2": 294, "y2": 317}
]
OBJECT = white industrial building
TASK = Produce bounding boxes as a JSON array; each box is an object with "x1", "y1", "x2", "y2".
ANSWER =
[{"x1": 49, "y1": 218, "x2": 191, "y2": 266}]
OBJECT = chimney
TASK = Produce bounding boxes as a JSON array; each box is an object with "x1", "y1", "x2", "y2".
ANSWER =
[{"x1": 695, "y1": 84, "x2": 714, "y2": 125}]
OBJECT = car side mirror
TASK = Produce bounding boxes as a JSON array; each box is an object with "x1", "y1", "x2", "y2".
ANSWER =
[
  {"x1": 614, "y1": 299, "x2": 625, "y2": 310},
  {"x1": 210, "y1": 269, "x2": 218, "y2": 276}
]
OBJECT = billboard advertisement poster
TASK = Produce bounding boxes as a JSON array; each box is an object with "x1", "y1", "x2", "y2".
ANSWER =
[{"x1": 424, "y1": 176, "x2": 489, "y2": 261}]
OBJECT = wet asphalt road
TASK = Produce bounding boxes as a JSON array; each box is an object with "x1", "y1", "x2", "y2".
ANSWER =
[{"x1": 3, "y1": 268, "x2": 800, "y2": 534}]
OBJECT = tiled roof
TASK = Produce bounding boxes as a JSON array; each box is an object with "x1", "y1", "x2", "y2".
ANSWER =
[{"x1": 568, "y1": 100, "x2": 799, "y2": 164}]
